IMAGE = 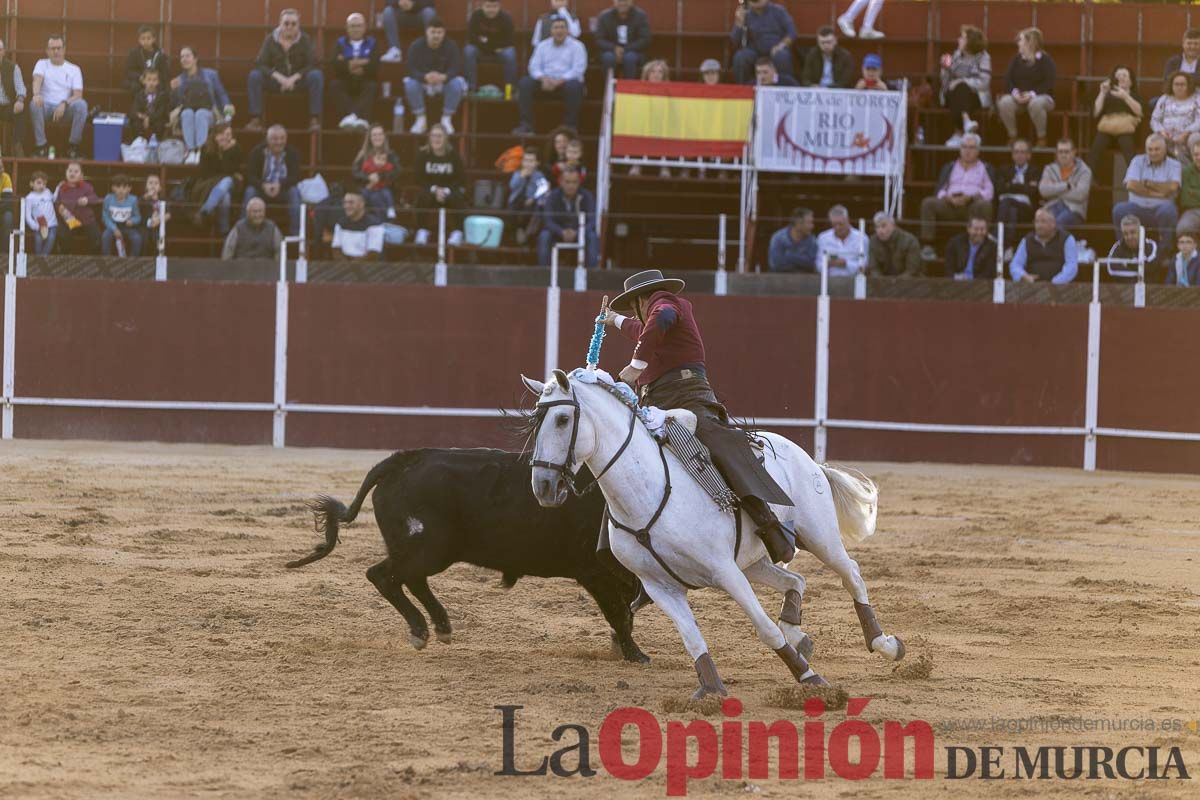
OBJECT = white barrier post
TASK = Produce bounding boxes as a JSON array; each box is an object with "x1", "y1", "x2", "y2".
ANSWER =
[
  {"x1": 1134, "y1": 225, "x2": 1146, "y2": 308},
  {"x1": 16, "y1": 198, "x2": 27, "y2": 278},
  {"x1": 1084, "y1": 250, "x2": 1102, "y2": 471},
  {"x1": 295, "y1": 203, "x2": 308, "y2": 284},
  {"x1": 272, "y1": 253, "x2": 290, "y2": 448},
  {"x1": 2, "y1": 247, "x2": 15, "y2": 439},
  {"x1": 573, "y1": 211, "x2": 587, "y2": 291},
  {"x1": 993, "y1": 221, "x2": 1006, "y2": 303},
  {"x1": 853, "y1": 218, "x2": 867, "y2": 299},
  {"x1": 714, "y1": 213, "x2": 728, "y2": 296},
  {"x1": 434, "y1": 207, "x2": 448, "y2": 286},
  {"x1": 814, "y1": 253, "x2": 831, "y2": 462},
  {"x1": 155, "y1": 200, "x2": 168, "y2": 281},
  {"x1": 545, "y1": 249, "x2": 561, "y2": 381}
]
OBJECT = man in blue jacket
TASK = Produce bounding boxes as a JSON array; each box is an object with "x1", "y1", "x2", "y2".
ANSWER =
[
  {"x1": 730, "y1": 0, "x2": 796, "y2": 85},
  {"x1": 538, "y1": 167, "x2": 598, "y2": 267},
  {"x1": 596, "y1": 0, "x2": 652, "y2": 80},
  {"x1": 403, "y1": 17, "x2": 467, "y2": 135}
]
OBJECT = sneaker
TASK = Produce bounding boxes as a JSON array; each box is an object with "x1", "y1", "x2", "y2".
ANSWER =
[
  {"x1": 511, "y1": 123, "x2": 534, "y2": 136},
  {"x1": 353, "y1": 116, "x2": 371, "y2": 130},
  {"x1": 339, "y1": 113, "x2": 359, "y2": 129},
  {"x1": 920, "y1": 245, "x2": 937, "y2": 261},
  {"x1": 1004, "y1": 246, "x2": 1014, "y2": 262},
  {"x1": 944, "y1": 133, "x2": 963, "y2": 148},
  {"x1": 440, "y1": 115, "x2": 455, "y2": 135},
  {"x1": 964, "y1": 118, "x2": 980, "y2": 134},
  {"x1": 67, "y1": 146, "x2": 80, "y2": 159},
  {"x1": 628, "y1": 165, "x2": 641, "y2": 176},
  {"x1": 32, "y1": 145, "x2": 48, "y2": 158},
  {"x1": 414, "y1": 228, "x2": 430, "y2": 246},
  {"x1": 381, "y1": 46, "x2": 402, "y2": 63},
  {"x1": 859, "y1": 26, "x2": 885, "y2": 40},
  {"x1": 185, "y1": 150, "x2": 201, "y2": 165},
  {"x1": 447, "y1": 230, "x2": 464, "y2": 246},
  {"x1": 837, "y1": 15, "x2": 857, "y2": 38},
  {"x1": 515, "y1": 227, "x2": 528, "y2": 246},
  {"x1": 410, "y1": 114, "x2": 428, "y2": 134},
  {"x1": 245, "y1": 118, "x2": 264, "y2": 132},
  {"x1": 386, "y1": 207, "x2": 397, "y2": 220},
  {"x1": 309, "y1": 117, "x2": 322, "y2": 132}
]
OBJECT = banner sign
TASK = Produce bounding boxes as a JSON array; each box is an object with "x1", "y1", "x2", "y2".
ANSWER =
[
  {"x1": 753, "y1": 87, "x2": 905, "y2": 175},
  {"x1": 612, "y1": 80, "x2": 755, "y2": 159}
]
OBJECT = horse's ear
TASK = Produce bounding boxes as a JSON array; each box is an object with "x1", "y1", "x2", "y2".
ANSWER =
[
  {"x1": 520, "y1": 374, "x2": 545, "y2": 395},
  {"x1": 552, "y1": 369, "x2": 570, "y2": 391}
]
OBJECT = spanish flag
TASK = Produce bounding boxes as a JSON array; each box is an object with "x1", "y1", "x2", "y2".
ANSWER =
[{"x1": 612, "y1": 80, "x2": 755, "y2": 159}]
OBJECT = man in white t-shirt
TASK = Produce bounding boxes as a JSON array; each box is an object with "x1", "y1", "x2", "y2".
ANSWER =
[{"x1": 30, "y1": 35, "x2": 87, "y2": 158}]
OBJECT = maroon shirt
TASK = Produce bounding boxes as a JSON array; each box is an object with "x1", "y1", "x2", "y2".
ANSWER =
[
  {"x1": 55, "y1": 180, "x2": 102, "y2": 228},
  {"x1": 617, "y1": 291, "x2": 706, "y2": 388}
]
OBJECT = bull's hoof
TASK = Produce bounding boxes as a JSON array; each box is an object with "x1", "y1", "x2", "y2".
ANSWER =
[
  {"x1": 626, "y1": 650, "x2": 651, "y2": 665},
  {"x1": 801, "y1": 672, "x2": 830, "y2": 687},
  {"x1": 409, "y1": 633, "x2": 429, "y2": 651},
  {"x1": 796, "y1": 633, "x2": 815, "y2": 661},
  {"x1": 436, "y1": 631, "x2": 452, "y2": 644}
]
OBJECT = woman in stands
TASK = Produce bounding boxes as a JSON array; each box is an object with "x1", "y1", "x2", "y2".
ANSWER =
[
  {"x1": 641, "y1": 59, "x2": 669, "y2": 82},
  {"x1": 541, "y1": 125, "x2": 576, "y2": 176},
  {"x1": 188, "y1": 122, "x2": 244, "y2": 235},
  {"x1": 413, "y1": 123, "x2": 466, "y2": 246},
  {"x1": 1150, "y1": 71, "x2": 1200, "y2": 162},
  {"x1": 352, "y1": 125, "x2": 402, "y2": 220},
  {"x1": 1087, "y1": 65, "x2": 1143, "y2": 175},
  {"x1": 939, "y1": 25, "x2": 991, "y2": 147},
  {"x1": 53, "y1": 161, "x2": 102, "y2": 255},
  {"x1": 171, "y1": 46, "x2": 234, "y2": 166}
]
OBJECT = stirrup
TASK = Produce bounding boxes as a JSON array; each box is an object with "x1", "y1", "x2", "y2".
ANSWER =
[{"x1": 630, "y1": 580, "x2": 654, "y2": 614}]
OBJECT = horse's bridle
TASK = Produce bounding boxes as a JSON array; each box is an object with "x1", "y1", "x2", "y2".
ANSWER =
[{"x1": 528, "y1": 383, "x2": 638, "y2": 497}]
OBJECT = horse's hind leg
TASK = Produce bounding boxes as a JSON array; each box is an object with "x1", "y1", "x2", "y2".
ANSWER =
[
  {"x1": 743, "y1": 558, "x2": 813, "y2": 660},
  {"x1": 366, "y1": 559, "x2": 430, "y2": 650},
  {"x1": 640, "y1": 578, "x2": 726, "y2": 699},
  {"x1": 817, "y1": 548, "x2": 905, "y2": 662},
  {"x1": 406, "y1": 576, "x2": 452, "y2": 644}
]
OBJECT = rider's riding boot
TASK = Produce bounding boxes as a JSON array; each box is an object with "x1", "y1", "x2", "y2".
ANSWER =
[
  {"x1": 630, "y1": 578, "x2": 654, "y2": 614},
  {"x1": 742, "y1": 496, "x2": 796, "y2": 564}
]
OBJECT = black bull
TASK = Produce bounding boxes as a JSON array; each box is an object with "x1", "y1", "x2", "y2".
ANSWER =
[{"x1": 286, "y1": 448, "x2": 649, "y2": 663}]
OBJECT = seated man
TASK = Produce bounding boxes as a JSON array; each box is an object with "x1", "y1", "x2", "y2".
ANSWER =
[
  {"x1": 596, "y1": 0, "x2": 652, "y2": 80},
  {"x1": 731, "y1": 0, "x2": 796, "y2": 86},
  {"x1": 919, "y1": 133, "x2": 993, "y2": 260},
  {"x1": 0, "y1": 39, "x2": 29, "y2": 157},
  {"x1": 995, "y1": 139, "x2": 1039, "y2": 239},
  {"x1": 30, "y1": 35, "x2": 88, "y2": 158},
  {"x1": 1104, "y1": 213, "x2": 1158, "y2": 281},
  {"x1": 331, "y1": 190, "x2": 385, "y2": 261},
  {"x1": 867, "y1": 212, "x2": 922, "y2": 276},
  {"x1": 222, "y1": 197, "x2": 282, "y2": 260},
  {"x1": 800, "y1": 25, "x2": 855, "y2": 89},
  {"x1": 465, "y1": 0, "x2": 517, "y2": 91},
  {"x1": 1176, "y1": 138, "x2": 1200, "y2": 235},
  {"x1": 755, "y1": 57, "x2": 797, "y2": 87},
  {"x1": 1111, "y1": 133, "x2": 1181, "y2": 261},
  {"x1": 403, "y1": 17, "x2": 467, "y2": 135},
  {"x1": 944, "y1": 215, "x2": 999, "y2": 280},
  {"x1": 381, "y1": 0, "x2": 437, "y2": 62},
  {"x1": 513, "y1": 18, "x2": 586, "y2": 134},
  {"x1": 246, "y1": 8, "x2": 324, "y2": 132},
  {"x1": 767, "y1": 206, "x2": 817, "y2": 272},
  {"x1": 1038, "y1": 138, "x2": 1092, "y2": 231},
  {"x1": 244, "y1": 125, "x2": 302, "y2": 236},
  {"x1": 817, "y1": 204, "x2": 868, "y2": 276},
  {"x1": 1010, "y1": 206, "x2": 1078, "y2": 284},
  {"x1": 538, "y1": 166, "x2": 598, "y2": 268},
  {"x1": 331, "y1": 13, "x2": 380, "y2": 131}
]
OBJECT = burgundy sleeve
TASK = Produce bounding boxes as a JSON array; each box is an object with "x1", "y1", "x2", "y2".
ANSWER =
[
  {"x1": 631, "y1": 298, "x2": 679, "y2": 364},
  {"x1": 617, "y1": 316, "x2": 644, "y2": 342}
]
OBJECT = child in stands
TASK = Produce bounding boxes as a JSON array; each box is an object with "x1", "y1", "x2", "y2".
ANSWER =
[
  {"x1": 26, "y1": 171, "x2": 57, "y2": 255},
  {"x1": 101, "y1": 174, "x2": 142, "y2": 257},
  {"x1": 124, "y1": 25, "x2": 169, "y2": 96},
  {"x1": 507, "y1": 148, "x2": 550, "y2": 244},
  {"x1": 54, "y1": 162, "x2": 102, "y2": 255},
  {"x1": 128, "y1": 68, "x2": 170, "y2": 142},
  {"x1": 1167, "y1": 230, "x2": 1200, "y2": 286},
  {"x1": 140, "y1": 174, "x2": 169, "y2": 254},
  {"x1": 551, "y1": 137, "x2": 588, "y2": 185}
]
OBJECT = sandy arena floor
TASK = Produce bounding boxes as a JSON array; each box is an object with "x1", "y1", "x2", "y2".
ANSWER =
[{"x1": 1, "y1": 439, "x2": 1198, "y2": 799}]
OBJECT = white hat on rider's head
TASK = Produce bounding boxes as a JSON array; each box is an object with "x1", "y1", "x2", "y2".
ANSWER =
[{"x1": 610, "y1": 269, "x2": 686, "y2": 314}]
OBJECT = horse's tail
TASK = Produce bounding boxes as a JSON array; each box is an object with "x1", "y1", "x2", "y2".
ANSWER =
[
  {"x1": 820, "y1": 463, "x2": 879, "y2": 545},
  {"x1": 286, "y1": 454, "x2": 398, "y2": 568}
]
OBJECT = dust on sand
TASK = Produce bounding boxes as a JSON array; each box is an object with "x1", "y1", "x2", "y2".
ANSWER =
[{"x1": 1, "y1": 440, "x2": 1198, "y2": 798}]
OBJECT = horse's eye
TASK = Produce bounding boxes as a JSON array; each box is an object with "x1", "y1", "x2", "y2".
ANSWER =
[{"x1": 555, "y1": 415, "x2": 569, "y2": 428}]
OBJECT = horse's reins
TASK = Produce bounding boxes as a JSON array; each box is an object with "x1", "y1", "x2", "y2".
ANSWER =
[{"x1": 528, "y1": 385, "x2": 638, "y2": 497}]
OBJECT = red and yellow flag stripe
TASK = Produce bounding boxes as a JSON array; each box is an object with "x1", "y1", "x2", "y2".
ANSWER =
[{"x1": 612, "y1": 80, "x2": 755, "y2": 158}]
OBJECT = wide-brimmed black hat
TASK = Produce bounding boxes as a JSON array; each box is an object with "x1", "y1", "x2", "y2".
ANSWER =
[{"x1": 610, "y1": 269, "x2": 686, "y2": 313}]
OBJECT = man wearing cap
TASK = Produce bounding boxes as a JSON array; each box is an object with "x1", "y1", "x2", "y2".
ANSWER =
[{"x1": 601, "y1": 270, "x2": 797, "y2": 564}]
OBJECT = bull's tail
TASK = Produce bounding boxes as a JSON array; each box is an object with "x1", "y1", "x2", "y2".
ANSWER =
[{"x1": 285, "y1": 454, "x2": 400, "y2": 568}]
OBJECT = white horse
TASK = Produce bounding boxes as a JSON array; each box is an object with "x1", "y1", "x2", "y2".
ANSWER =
[{"x1": 523, "y1": 368, "x2": 903, "y2": 698}]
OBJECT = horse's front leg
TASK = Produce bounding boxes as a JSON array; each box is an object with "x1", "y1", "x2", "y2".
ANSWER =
[{"x1": 640, "y1": 578, "x2": 727, "y2": 700}]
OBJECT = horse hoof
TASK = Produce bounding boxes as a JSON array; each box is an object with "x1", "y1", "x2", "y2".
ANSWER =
[
  {"x1": 871, "y1": 634, "x2": 905, "y2": 662},
  {"x1": 796, "y1": 633, "x2": 815, "y2": 661},
  {"x1": 893, "y1": 636, "x2": 906, "y2": 662},
  {"x1": 691, "y1": 685, "x2": 729, "y2": 701},
  {"x1": 409, "y1": 633, "x2": 429, "y2": 651},
  {"x1": 801, "y1": 672, "x2": 830, "y2": 687}
]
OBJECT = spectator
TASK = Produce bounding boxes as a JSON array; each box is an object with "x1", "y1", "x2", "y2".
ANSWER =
[
  {"x1": 995, "y1": 138, "x2": 1039, "y2": 239},
  {"x1": 817, "y1": 204, "x2": 868, "y2": 276},
  {"x1": 542, "y1": 125, "x2": 576, "y2": 172},
  {"x1": 944, "y1": 216, "x2": 998, "y2": 280},
  {"x1": 731, "y1": 0, "x2": 797, "y2": 86},
  {"x1": 1157, "y1": 29, "x2": 1200, "y2": 117},
  {"x1": 123, "y1": 25, "x2": 168, "y2": 95},
  {"x1": 403, "y1": 17, "x2": 467, "y2": 135},
  {"x1": 465, "y1": 0, "x2": 517, "y2": 91},
  {"x1": 800, "y1": 25, "x2": 854, "y2": 89},
  {"x1": 939, "y1": 25, "x2": 990, "y2": 147},
  {"x1": 699, "y1": 58, "x2": 722, "y2": 85},
  {"x1": 413, "y1": 123, "x2": 467, "y2": 246},
  {"x1": 381, "y1": 1, "x2": 436, "y2": 62},
  {"x1": 1166, "y1": 230, "x2": 1200, "y2": 286},
  {"x1": 244, "y1": 125, "x2": 302, "y2": 236},
  {"x1": 1037, "y1": 138, "x2": 1091, "y2": 232},
  {"x1": 172, "y1": 47, "x2": 233, "y2": 165},
  {"x1": 507, "y1": 148, "x2": 551, "y2": 244},
  {"x1": 855, "y1": 54, "x2": 887, "y2": 91},
  {"x1": 513, "y1": 18, "x2": 586, "y2": 135},
  {"x1": 642, "y1": 59, "x2": 669, "y2": 82},
  {"x1": 25, "y1": 170, "x2": 57, "y2": 256},
  {"x1": 1150, "y1": 71, "x2": 1200, "y2": 161},
  {"x1": 837, "y1": 0, "x2": 886, "y2": 40},
  {"x1": 128, "y1": 68, "x2": 169, "y2": 143},
  {"x1": 756, "y1": 57, "x2": 797, "y2": 87},
  {"x1": 596, "y1": 0, "x2": 652, "y2": 80},
  {"x1": 539, "y1": 166, "x2": 598, "y2": 267},
  {"x1": 1010, "y1": 207, "x2": 1078, "y2": 284},
  {"x1": 531, "y1": 0, "x2": 581, "y2": 46},
  {"x1": 1112, "y1": 133, "x2": 1181, "y2": 258},
  {"x1": 332, "y1": 13, "x2": 380, "y2": 131},
  {"x1": 767, "y1": 207, "x2": 817, "y2": 272},
  {"x1": 0, "y1": 40, "x2": 27, "y2": 158},
  {"x1": 550, "y1": 137, "x2": 588, "y2": 184},
  {"x1": 188, "y1": 122, "x2": 243, "y2": 234},
  {"x1": 331, "y1": 190, "x2": 385, "y2": 261},
  {"x1": 1087, "y1": 65, "x2": 1143, "y2": 173},
  {"x1": 30, "y1": 35, "x2": 87, "y2": 159},
  {"x1": 997, "y1": 27, "x2": 1056, "y2": 147},
  {"x1": 101, "y1": 174, "x2": 142, "y2": 257},
  {"x1": 1105, "y1": 214, "x2": 1157, "y2": 281},
  {"x1": 867, "y1": 212, "x2": 922, "y2": 276},
  {"x1": 1178, "y1": 140, "x2": 1200, "y2": 235},
  {"x1": 53, "y1": 161, "x2": 101, "y2": 254},
  {"x1": 0, "y1": 156, "x2": 11, "y2": 252},
  {"x1": 140, "y1": 174, "x2": 169, "y2": 254},
  {"x1": 246, "y1": 9, "x2": 324, "y2": 133},
  {"x1": 352, "y1": 124, "x2": 402, "y2": 220},
  {"x1": 919, "y1": 133, "x2": 994, "y2": 259},
  {"x1": 222, "y1": 197, "x2": 282, "y2": 260}
]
